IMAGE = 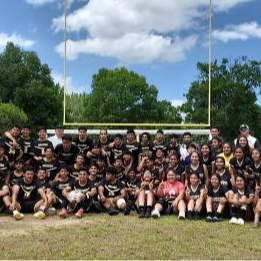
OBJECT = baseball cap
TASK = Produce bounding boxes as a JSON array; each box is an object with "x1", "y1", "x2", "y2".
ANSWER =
[{"x1": 239, "y1": 124, "x2": 249, "y2": 131}]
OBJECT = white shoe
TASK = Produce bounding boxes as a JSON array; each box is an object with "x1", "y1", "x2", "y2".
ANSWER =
[
  {"x1": 229, "y1": 217, "x2": 238, "y2": 224},
  {"x1": 151, "y1": 209, "x2": 160, "y2": 219},
  {"x1": 13, "y1": 211, "x2": 24, "y2": 220},
  {"x1": 46, "y1": 207, "x2": 56, "y2": 215},
  {"x1": 237, "y1": 218, "x2": 245, "y2": 225},
  {"x1": 178, "y1": 211, "x2": 186, "y2": 220},
  {"x1": 33, "y1": 210, "x2": 46, "y2": 219}
]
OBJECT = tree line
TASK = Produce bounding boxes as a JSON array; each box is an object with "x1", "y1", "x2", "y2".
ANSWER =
[{"x1": 0, "y1": 42, "x2": 261, "y2": 141}]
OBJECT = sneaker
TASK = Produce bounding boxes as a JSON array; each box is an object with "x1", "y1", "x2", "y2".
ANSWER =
[
  {"x1": 108, "y1": 207, "x2": 120, "y2": 216},
  {"x1": 151, "y1": 209, "x2": 160, "y2": 219},
  {"x1": 75, "y1": 208, "x2": 84, "y2": 219},
  {"x1": 46, "y1": 207, "x2": 56, "y2": 215},
  {"x1": 139, "y1": 209, "x2": 145, "y2": 218},
  {"x1": 193, "y1": 212, "x2": 200, "y2": 221},
  {"x1": 13, "y1": 211, "x2": 24, "y2": 220},
  {"x1": 178, "y1": 211, "x2": 186, "y2": 220},
  {"x1": 229, "y1": 217, "x2": 238, "y2": 224},
  {"x1": 237, "y1": 218, "x2": 245, "y2": 225},
  {"x1": 251, "y1": 222, "x2": 259, "y2": 228},
  {"x1": 34, "y1": 210, "x2": 46, "y2": 219},
  {"x1": 206, "y1": 215, "x2": 212, "y2": 222},
  {"x1": 59, "y1": 209, "x2": 68, "y2": 219},
  {"x1": 144, "y1": 209, "x2": 151, "y2": 218},
  {"x1": 212, "y1": 216, "x2": 220, "y2": 222},
  {"x1": 165, "y1": 207, "x2": 174, "y2": 215},
  {"x1": 187, "y1": 212, "x2": 193, "y2": 220}
]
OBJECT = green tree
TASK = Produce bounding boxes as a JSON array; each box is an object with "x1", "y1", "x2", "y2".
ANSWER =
[
  {"x1": 0, "y1": 42, "x2": 63, "y2": 127},
  {"x1": 83, "y1": 67, "x2": 181, "y2": 124},
  {"x1": 0, "y1": 103, "x2": 28, "y2": 135},
  {"x1": 182, "y1": 58, "x2": 261, "y2": 140}
]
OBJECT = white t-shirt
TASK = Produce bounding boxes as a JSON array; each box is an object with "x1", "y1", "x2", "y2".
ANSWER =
[{"x1": 48, "y1": 135, "x2": 62, "y2": 149}]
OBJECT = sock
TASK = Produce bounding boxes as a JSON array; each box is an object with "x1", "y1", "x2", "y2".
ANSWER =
[
  {"x1": 239, "y1": 208, "x2": 246, "y2": 219},
  {"x1": 230, "y1": 207, "x2": 237, "y2": 218}
]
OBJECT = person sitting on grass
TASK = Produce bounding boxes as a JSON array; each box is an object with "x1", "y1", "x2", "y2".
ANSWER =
[
  {"x1": 137, "y1": 170, "x2": 155, "y2": 218},
  {"x1": 186, "y1": 173, "x2": 205, "y2": 220},
  {"x1": 98, "y1": 167, "x2": 128, "y2": 215},
  {"x1": 206, "y1": 173, "x2": 229, "y2": 222},
  {"x1": 151, "y1": 168, "x2": 186, "y2": 219},
  {"x1": 0, "y1": 170, "x2": 10, "y2": 213},
  {"x1": 8, "y1": 166, "x2": 48, "y2": 220},
  {"x1": 229, "y1": 174, "x2": 254, "y2": 226},
  {"x1": 253, "y1": 179, "x2": 261, "y2": 228},
  {"x1": 63, "y1": 168, "x2": 97, "y2": 218},
  {"x1": 50, "y1": 165, "x2": 74, "y2": 219}
]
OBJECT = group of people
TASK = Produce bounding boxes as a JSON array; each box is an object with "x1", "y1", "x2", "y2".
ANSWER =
[{"x1": 0, "y1": 124, "x2": 261, "y2": 228}]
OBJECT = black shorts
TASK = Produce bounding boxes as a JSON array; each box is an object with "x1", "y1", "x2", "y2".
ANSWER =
[
  {"x1": 157, "y1": 198, "x2": 178, "y2": 214},
  {"x1": 18, "y1": 199, "x2": 39, "y2": 213}
]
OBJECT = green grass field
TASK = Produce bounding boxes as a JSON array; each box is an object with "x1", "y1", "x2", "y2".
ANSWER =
[{"x1": 0, "y1": 213, "x2": 260, "y2": 260}]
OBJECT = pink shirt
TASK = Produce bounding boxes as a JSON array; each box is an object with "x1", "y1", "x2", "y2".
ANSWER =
[{"x1": 162, "y1": 181, "x2": 185, "y2": 200}]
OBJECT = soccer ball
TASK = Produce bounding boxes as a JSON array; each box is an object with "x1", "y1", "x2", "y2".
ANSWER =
[{"x1": 68, "y1": 190, "x2": 82, "y2": 203}]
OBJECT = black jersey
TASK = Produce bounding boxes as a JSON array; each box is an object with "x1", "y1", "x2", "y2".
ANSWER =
[
  {"x1": 99, "y1": 179, "x2": 124, "y2": 198},
  {"x1": 10, "y1": 171, "x2": 23, "y2": 187},
  {"x1": 3, "y1": 136, "x2": 24, "y2": 162},
  {"x1": 0, "y1": 173, "x2": 5, "y2": 190},
  {"x1": 232, "y1": 188, "x2": 254, "y2": 199},
  {"x1": 16, "y1": 178, "x2": 42, "y2": 201},
  {"x1": 208, "y1": 185, "x2": 228, "y2": 203},
  {"x1": 213, "y1": 170, "x2": 232, "y2": 190},
  {"x1": 38, "y1": 158, "x2": 59, "y2": 180},
  {"x1": 68, "y1": 164, "x2": 87, "y2": 180},
  {"x1": 0, "y1": 157, "x2": 9, "y2": 174},
  {"x1": 201, "y1": 155, "x2": 214, "y2": 174},
  {"x1": 126, "y1": 178, "x2": 141, "y2": 198},
  {"x1": 151, "y1": 142, "x2": 168, "y2": 157},
  {"x1": 39, "y1": 180, "x2": 51, "y2": 193},
  {"x1": 164, "y1": 164, "x2": 185, "y2": 182},
  {"x1": 140, "y1": 142, "x2": 153, "y2": 157},
  {"x1": 51, "y1": 177, "x2": 74, "y2": 199},
  {"x1": 167, "y1": 143, "x2": 181, "y2": 157},
  {"x1": 110, "y1": 143, "x2": 127, "y2": 164},
  {"x1": 187, "y1": 184, "x2": 204, "y2": 200},
  {"x1": 250, "y1": 162, "x2": 261, "y2": 184},
  {"x1": 115, "y1": 167, "x2": 126, "y2": 185},
  {"x1": 186, "y1": 163, "x2": 206, "y2": 185},
  {"x1": 55, "y1": 144, "x2": 79, "y2": 165},
  {"x1": 145, "y1": 167, "x2": 160, "y2": 187},
  {"x1": 229, "y1": 157, "x2": 252, "y2": 174},
  {"x1": 97, "y1": 167, "x2": 106, "y2": 182},
  {"x1": 154, "y1": 159, "x2": 166, "y2": 170},
  {"x1": 89, "y1": 177, "x2": 100, "y2": 189},
  {"x1": 33, "y1": 139, "x2": 54, "y2": 158},
  {"x1": 69, "y1": 179, "x2": 95, "y2": 194},
  {"x1": 126, "y1": 141, "x2": 141, "y2": 166},
  {"x1": 98, "y1": 137, "x2": 113, "y2": 152},
  {"x1": 20, "y1": 136, "x2": 34, "y2": 162},
  {"x1": 73, "y1": 137, "x2": 93, "y2": 155}
]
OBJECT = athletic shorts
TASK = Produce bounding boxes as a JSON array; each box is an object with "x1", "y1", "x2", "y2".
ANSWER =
[
  {"x1": 157, "y1": 198, "x2": 178, "y2": 214},
  {"x1": 18, "y1": 199, "x2": 39, "y2": 213}
]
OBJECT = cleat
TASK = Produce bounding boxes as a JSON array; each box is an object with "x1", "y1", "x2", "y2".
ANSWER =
[
  {"x1": 237, "y1": 218, "x2": 244, "y2": 225},
  {"x1": 206, "y1": 215, "x2": 212, "y2": 222},
  {"x1": 13, "y1": 211, "x2": 24, "y2": 220},
  {"x1": 229, "y1": 217, "x2": 238, "y2": 224},
  {"x1": 75, "y1": 208, "x2": 84, "y2": 219},
  {"x1": 59, "y1": 209, "x2": 68, "y2": 219},
  {"x1": 34, "y1": 211, "x2": 46, "y2": 219},
  {"x1": 108, "y1": 207, "x2": 120, "y2": 216},
  {"x1": 151, "y1": 209, "x2": 160, "y2": 219}
]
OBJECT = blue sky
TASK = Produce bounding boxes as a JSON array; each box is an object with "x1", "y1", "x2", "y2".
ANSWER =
[{"x1": 0, "y1": 0, "x2": 261, "y2": 108}]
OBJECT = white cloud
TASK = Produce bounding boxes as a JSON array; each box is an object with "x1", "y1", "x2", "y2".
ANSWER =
[
  {"x1": 213, "y1": 22, "x2": 261, "y2": 42},
  {"x1": 0, "y1": 32, "x2": 35, "y2": 50},
  {"x1": 52, "y1": 0, "x2": 256, "y2": 64},
  {"x1": 52, "y1": 71, "x2": 86, "y2": 93},
  {"x1": 25, "y1": 0, "x2": 56, "y2": 6},
  {"x1": 171, "y1": 99, "x2": 185, "y2": 107}
]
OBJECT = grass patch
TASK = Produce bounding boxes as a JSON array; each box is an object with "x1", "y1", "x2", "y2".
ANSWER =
[{"x1": 0, "y1": 213, "x2": 260, "y2": 260}]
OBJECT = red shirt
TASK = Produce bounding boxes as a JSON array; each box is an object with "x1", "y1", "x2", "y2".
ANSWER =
[{"x1": 162, "y1": 181, "x2": 185, "y2": 200}]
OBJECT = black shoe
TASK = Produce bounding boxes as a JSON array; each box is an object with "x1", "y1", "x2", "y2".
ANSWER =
[
  {"x1": 165, "y1": 207, "x2": 174, "y2": 215},
  {"x1": 144, "y1": 209, "x2": 151, "y2": 218},
  {"x1": 139, "y1": 210, "x2": 145, "y2": 218},
  {"x1": 193, "y1": 212, "x2": 200, "y2": 221},
  {"x1": 206, "y1": 215, "x2": 212, "y2": 222},
  {"x1": 124, "y1": 201, "x2": 132, "y2": 216},
  {"x1": 93, "y1": 201, "x2": 103, "y2": 213},
  {"x1": 187, "y1": 211, "x2": 193, "y2": 220},
  {"x1": 212, "y1": 216, "x2": 220, "y2": 222},
  {"x1": 108, "y1": 207, "x2": 120, "y2": 216}
]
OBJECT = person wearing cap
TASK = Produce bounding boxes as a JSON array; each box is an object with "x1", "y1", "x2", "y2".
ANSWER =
[
  {"x1": 234, "y1": 124, "x2": 260, "y2": 150},
  {"x1": 55, "y1": 135, "x2": 79, "y2": 165},
  {"x1": 98, "y1": 166, "x2": 128, "y2": 215},
  {"x1": 126, "y1": 129, "x2": 142, "y2": 167},
  {"x1": 48, "y1": 125, "x2": 64, "y2": 149}
]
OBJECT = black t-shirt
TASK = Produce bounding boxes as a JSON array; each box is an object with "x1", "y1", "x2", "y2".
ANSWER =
[
  {"x1": 51, "y1": 177, "x2": 74, "y2": 198},
  {"x1": 16, "y1": 178, "x2": 42, "y2": 201},
  {"x1": 68, "y1": 179, "x2": 95, "y2": 194},
  {"x1": 110, "y1": 143, "x2": 127, "y2": 164},
  {"x1": 187, "y1": 183, "x2": 204, "y2": 200},
  {"x1": 97, "y1": 167, "x2": 106, "y2": 182},
  {"x1": 38, "y1": 158, "x2": 59, "y2": 180},
  {"x1": 250, "y1": 162, "x2": 261, "y2": 184},
  {"x1": 115, "y1": 167, "x2": 127, "y2": 185},
  {"x1": 39, "y1": 180, "x2": 51, "y2": 193},
  {"x1": 167, "y1": 143, "x2": 181, "y2": 157},
  {"x1": 68, "y1": 164, "x2": 87, "y2": 180},
  {"x1": 97, "y1": 137, "x2": 113, "y2": 152},
  {"x1": 20, "y1": 136, "x2": 35, "y2": 162},
  {"x1": 55, "y1": 144, "x2": 79, "y2": 165},
  {"x1": 151, "y1": 142, "x2": 168, "y2": 157},
  {"x1": 126, "y1": 178, "x2": 141, "y2": 198},
  {"x1": 3, "y1": 136, "x2": 24, "y2": 162},
  {"x1": 10, "y1": 171, "x2": 23, "y2": 187},
  {"x1": 73, "y1": 137, "x2": 93, "y2": 155},
  {"x1": 0, "y1": 157, "x2": 9, "y2": 174},
  {"x1": 208, "y1": 185, "x2": 228, "y2": 203},
  {"x1": 33, "y1": 140, "x2": 54, "y2": 158},
  {"x1": 89, "y1": 177, "x2": 100, "y2": 189},
  {"x1": 145, "y1": 166, "x2": 160, "y2": 187},
  {"x1": 126, "y1": 141, "x2": 141, "y2": 166},
  {"x1": 229, "y1": 157, "x2": 252, "y2": 174},
  {"x1": 0, "y1": 171, "x2": 6, "y2": 189},
  {"x1": 232, "y1": 188, "x2": 254, "y2": 198},
  {"x1": 186, "y1": 163, "x2": 206, "y2": 185},
  {"x1": 99, "y1": 179, "x2": 124, "y2": 198},
  {"x1": 201, "y1": 155, "x2": 214, "y2": 174},
  {"x1": 140, "y1": 142, "x2": 153, "y2": 157}
]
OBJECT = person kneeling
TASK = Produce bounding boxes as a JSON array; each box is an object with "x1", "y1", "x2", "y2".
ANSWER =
[
  {"x1": 151, "y1": 168, "x2": 186, "y2": 219},
  {"x1": 98, "y1": 167, "x2": 127, "y2": 215},
  {"x1": 9, "y1": 166, "x2": 48, "y2": 220},
  {"x1": 63, "y1": 168, "x2": 97, "y2": 218}
]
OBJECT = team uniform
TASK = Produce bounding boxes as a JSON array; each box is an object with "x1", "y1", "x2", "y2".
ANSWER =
[
  {"x1": 2, "y1": 136, "x2": 23, "y2": 165},
  {"x1": 213, "y1": 170, "x2": 232, "y2": 190},
  {"x1": 33, "y1": 140, "x2": 54, "y2": 159},
  {"x1": 99, "y1": 179, "x2": 124, "y2": 198},
  {"x1": 151, "y1": 142, "x2": 168, "y2": 157},
  {"x1": 109, "y1": 143, "x2": 127, "y2": 164},
  {"x1": 186, "y1": 163, "x2": 207, "y2": 186},
  {"x1": 20, "y1": 136, "x2": 34, "y2": 163},
  {"x1": 187, "y1": 183, "x2": 205, "y2": 201},
  {"x1": 69, "y1": 164, "x2": 87, "y2": 180},
  {"x1": 207, "y1": 185, "x2": 229, "y2": 210},
  {"x1": 55, "y1": 144, "x2": 79, "y2": 165},
  {"x1": 115, "y1": 167, "x2": 127, "y2": 186},
  {"x1": 73, "y1": 137, "x2": 93, "y2": 156},
  {"x1": 126, "y1": 141, "x2": 141, "y2": 167},
  {"x1": 0, "y1": 157, "x2": 9, "y2": 176},
  {"x1": 9, "y1": 171, "x2": 23, "y2": 188},
  {"x1": 163, "y1": 164, "x2": 185, "y2": 183},
  {"x1": 15, "y1": 178, "x2": 42, "y2": 213},
  {"x1": 37, "y1": 158, "x2": 59, "y2": 181},
  {"x1": 140, "y1": 142, "x2": 153, "y2": 157},
  {"x1": 250, "y1": 162, "x2": 261, "y2": 185}
]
